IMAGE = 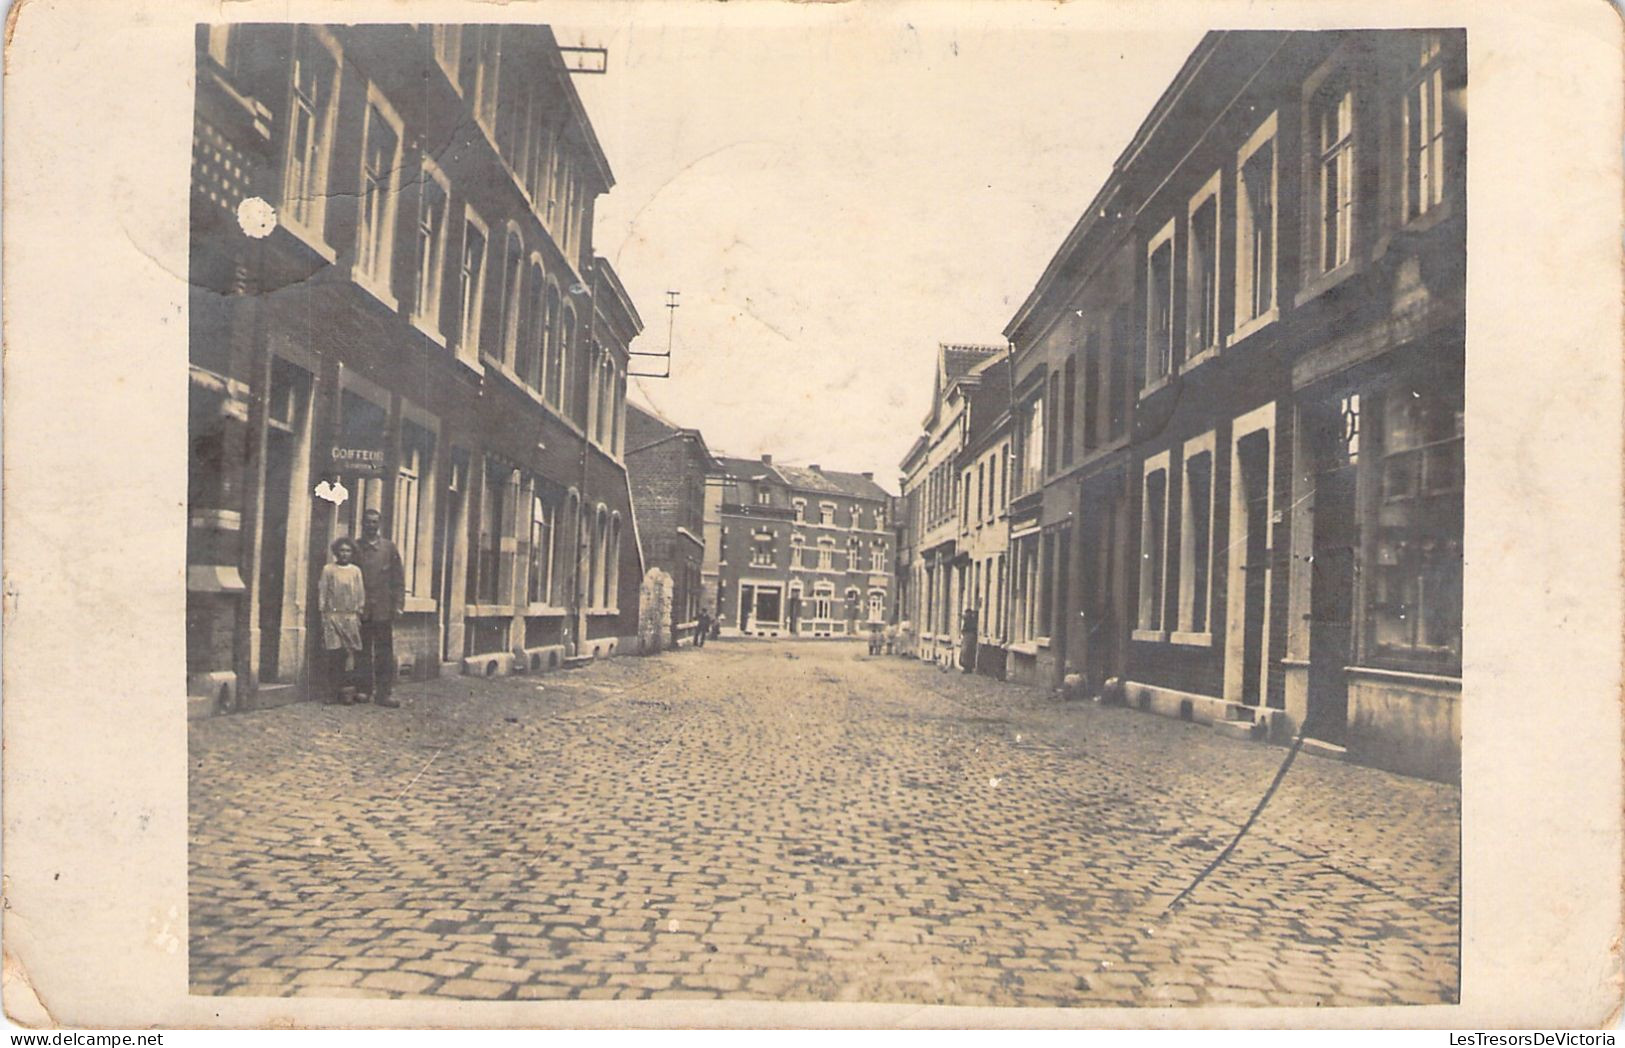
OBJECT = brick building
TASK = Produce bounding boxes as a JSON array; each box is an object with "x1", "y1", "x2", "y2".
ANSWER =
[
  {"x1": 187, "y1": 24, "x2": 645, "y2": 714},
  {"x1": 625, "y1": 403, "x2": 716, "y2": 647},
  {"x1": 994, "y1": 29, "x2": 1466, "y2": 779},
  {"x1": 715, "y1": 456, "x2": 894, "y2": 638}
]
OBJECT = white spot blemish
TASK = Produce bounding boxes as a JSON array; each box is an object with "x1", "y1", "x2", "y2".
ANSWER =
[
  {"x1": 668, "y1": 919, "x2": 680, "y2": 933},
  {"x1": 988, "y1": 777, "x2": 1001, "y2": 788},
  {"x1": 237, "y1": 196, "x2": 276, "y2": 239}
]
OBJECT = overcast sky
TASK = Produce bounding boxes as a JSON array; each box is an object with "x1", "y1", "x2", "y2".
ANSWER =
[{"x1": 563, "y1": 10, "x2": 1206, "y2": 490}]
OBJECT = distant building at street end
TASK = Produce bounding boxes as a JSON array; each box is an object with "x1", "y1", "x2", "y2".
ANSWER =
[
  {"x1": 624, "y1": 403, "x2": 717, "y2": 648},
  {"x1": 714, "y1": 455, "x2": 895, "y2": 638}
]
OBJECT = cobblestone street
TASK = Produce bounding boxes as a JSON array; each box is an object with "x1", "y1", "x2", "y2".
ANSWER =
[{"x1": 189, "y1": 639, "x2": 1459, "y2": 1007}]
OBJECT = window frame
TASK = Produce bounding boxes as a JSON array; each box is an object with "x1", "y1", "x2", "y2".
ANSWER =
[
  {"x1": 1172, "y1": 431, "x2": 1217, "y2": 645},
  {"x1": 455, "y1": 206, "x2": 489, "y2": 368},
  {"x1": 280, "y1": 26, "x2": 342, "y2": 254},
  {"x1": 1184, "y1": 171, "x2": 1223, "y2": 367},
  {"x1": 1313, "y1": 77, "x2": 1357, "y2": 276},
  {"x1": 353, "y1": 83, "x2": 406, "y2": 309},
  {"x1": 410, "y1": 157, "x2": 453, "y2": 340},
  {"x1": 1234, "y1": 112, "x2": 1280, "y2": 340},
  {"x1": 1401, "y1": 32, "x2": 1448, "y2": 225},
  {"x1": 1143, "y1": 219, "x2": 1177, "y2": 392},
  {"x1": 1134, "y1": 449, "x2": 1173, "y2": 640}
]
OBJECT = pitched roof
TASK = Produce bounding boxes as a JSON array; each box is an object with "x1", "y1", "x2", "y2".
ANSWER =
[
  {"x1": 713, "y1": 456, "x2": 892, "y2": 499},
  {"x1": 624, "y1": 402, "x2": 716, "y2": 465},
  {"x1": 941, "y1": 343, "x2": 1004, "y2": 384},
  {"x1": 964, "y1": 356, "x2": 1011, "y2": 450}
]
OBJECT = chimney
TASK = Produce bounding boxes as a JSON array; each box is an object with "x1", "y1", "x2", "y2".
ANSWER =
[
  {"x1": 810, "y1": 464, "x2": 822, "y2": 472},
  {"x1": 761, "y1": 454, "x2": 772, "y2": 465}
]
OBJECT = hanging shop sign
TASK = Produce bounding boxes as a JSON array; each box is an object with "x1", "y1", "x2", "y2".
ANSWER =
[{"x1": 326, "y1": 441, "x2": 388, "y2": 477}]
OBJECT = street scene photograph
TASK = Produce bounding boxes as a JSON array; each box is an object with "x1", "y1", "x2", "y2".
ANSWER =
[{"x1": 186, "y1": 19, "x2": 1465, "y2": 1008}]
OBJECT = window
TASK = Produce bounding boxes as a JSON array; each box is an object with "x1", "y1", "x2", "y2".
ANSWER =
[
  {"x1": 756, "y1": 488, "x2": 772, "y2": 506},
  {"x1": 1315, "y1": 84, "x2": 1356, "y2": 273},
  {"x1": 1137, "y1": 456, "x2": 1170, "y2": 633},
  {"x1": 413, "y1": 162, "x2": 450, "y2": 332},
  {"x1": 819, "y1": 503, "x2": 834, "y2": 526},
  {"x1": 792, "y1": 499, "x2": 805, "y2": 523},
  {"x1": 1369, "y1": 383, "x2": 1463, "y2": 667},
  {"x1": 1236, "y1": 115, "x2": 1278, "y2": 325},
  {"x1": 282, "y1": 28, "x2": 338, "y2": 237},
  {"x1": 1146, "y1": 225, "x2": 1175, "y2": 384},
  {"x1": 515, "y1": 259, "x2": 543, "y2": 389},
  {"x1": 867, "y1": 592, "x2": 884, "y2": 623},
  {"x1": 355, "y1": 91, "x2": 403, "y2": 293},
  {"x1": 1403, "y1": 33, "x2": 1447, "y2": 221},
  {"x1": 851, "y1": 505, "x2": 862, "y2": 529},
  {"x1": 1083, "y1": 334, "x2": 1102, "y2": 452},
  {"x1": 750, "y1": 541, "x2": 774, "y2": 568},
  {"x1": 1187, "y1": 184, "x2": 1219, "y2": 356},
  {"x1": 544, "y1": 284, "x2": 563, "y2": 404},
  {"x1": 528, "y1": 495, "x2": 553, "y2": 605},
  {"x1": 431, "y1": 26, "x2": 462, "y2": 87},
  {"x1": 812, "y1": 583, "x2": 834, "y2": 621},
  {"x1": 1046, "y1": 372, "x2": 1062, "y2": 473},
  {"x1": 456, "y1": 210, "x2": 487, "y2": 363},
  {"x1": 817, "y1": 540, "x2": 834, "y2": 571},
  {"x1": 1062, "y1": 355, "x2": 1077, "y2": 467},
  {"x1": 870, "y1": 549, "x2": 885, "y2": 573},
  {"x1": 473, "y1": 459, "x2": 513, "y2": 606},
  {"x1": 560, "y1": 306, "x2": 577, "y2": 419},
  {"x1": 876, "y1": 506, "x2": 885, "y2": 530},
  {"x1": 395, "y1": 420, "x2": 436, "y2": 597},
  {"x1": 474, "y1": 28, "x2": 500, "y2": 132},
  {"x1": 791, "y1": 535, "x2": 805, "y2": 569},
  {"x1": 1177, "y1": 442, "x2": 1215, "y2": 636},
  {"x1": 497, "y1": 228, "x2": 523, "y2": 366}
]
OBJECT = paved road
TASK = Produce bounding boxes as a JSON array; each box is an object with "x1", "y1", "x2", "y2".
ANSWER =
[{"x1": 189, "y1": 639, "x2": 1459, "y2": 1007}]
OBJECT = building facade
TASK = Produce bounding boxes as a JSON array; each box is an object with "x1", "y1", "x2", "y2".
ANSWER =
[
  {"x1": 187, "y1": 24, "x2": 644, "y2": 714},
  {"x1": 624, "y1": 403, "x2": 715, "y2": 647},
  {"x1": 953, "y1": 356, "x2": 1014, "y2": 678},
  {"x1": 995, "y1": 29, "x2": 1466, "y2": 780},
  {"x1": 901, "y1": 344, "x2": 1004, "y2": 667},
  {"x1": 715, "y1": 456, "x2": 894, "y2": 638}
]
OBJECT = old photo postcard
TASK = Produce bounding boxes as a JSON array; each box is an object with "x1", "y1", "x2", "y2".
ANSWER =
[{"x1": 3, "y1": 0, "x2": 1621, "y2": 1030}]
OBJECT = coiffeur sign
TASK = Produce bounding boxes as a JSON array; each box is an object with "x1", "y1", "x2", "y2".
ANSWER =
[{"x1": 327, "y1": 443, "x2": 387, "y2": 477}]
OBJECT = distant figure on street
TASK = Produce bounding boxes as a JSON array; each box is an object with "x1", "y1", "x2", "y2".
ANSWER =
[
  {"x1": 960, "y1": 606, "x2": 979, "y2": 674},
  {"x1": 354, "y1": 508, "x2": 405, "y2": 708},
  {"x1": 883, "y1": 622, "x2": 897, "y2": 655},
  {"x1": 867, "y1": 624, "x2": 883, "y2": 656},
  {"x1": 695, "y1": 608, "x2": 711, "y2": 647},
  {"x1": 318, "y1": 536, "x2": 365, "y2": 705}
]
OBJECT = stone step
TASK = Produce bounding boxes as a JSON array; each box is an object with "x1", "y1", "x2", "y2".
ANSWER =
[
  {"x1": 562, "y1": 654, "x2": 595, "y2": 670},
  {"x1": 1212, "y1": 718, "x2": 1263, "y2": 742},
  {"x1": 1300, "y1": 737, "x2": 1349, "y2": 761}
]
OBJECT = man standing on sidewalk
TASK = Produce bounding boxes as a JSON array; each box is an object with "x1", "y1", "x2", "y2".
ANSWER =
[{"x1": 355, "y1": 508, "x2": 405, "y2": 708}]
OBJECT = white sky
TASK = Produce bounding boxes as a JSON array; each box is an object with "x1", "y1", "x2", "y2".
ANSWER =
[{"x1": 563, "y1": 9, "x2": 1206, "y2": 491}]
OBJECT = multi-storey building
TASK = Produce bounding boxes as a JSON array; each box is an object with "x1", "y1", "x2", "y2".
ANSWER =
[
  {"x1": 187, "y1": 24, "x2": 644, "y2": 714},
  {"x1": 714, "y1": 456, "x2": 894, "y2": 638},
  {"x1": 901, "y1": 343, "x2": 1004, "y2": 667},
  {"x1": 624, "y1": 403, "x2": 715, "y2": 647},
  {"x1": 998, "y1": 29, "x2": 1465, "y2": 780},
  {"x1": 953, "y1": 356, "x2": 1014, "y2": 677}
]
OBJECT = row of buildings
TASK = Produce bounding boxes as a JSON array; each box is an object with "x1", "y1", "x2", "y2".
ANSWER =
[
  {"x1": 186, "y1": 21, "x2": 897, "y2": 718},
  {"x1": 895, "y1": 30, "x2": 1465, "y2": 782}
]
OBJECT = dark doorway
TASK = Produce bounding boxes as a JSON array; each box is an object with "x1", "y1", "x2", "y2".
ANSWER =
[
  {"x1": 1237, "y1": 430, "x2": 1271, "y2": 706},
  {"x1": 1307, "y1": 396, "x2": 1360, "y2": 744}
]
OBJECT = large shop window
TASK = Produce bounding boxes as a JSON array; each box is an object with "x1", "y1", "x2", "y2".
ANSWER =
[
  {"x1": 395, "y1": 419, "x2": 437, "y2": 597},
  {"x1": 1137, "y1": 458, "x2": 1170, "y2": 633},
  {"x1": 283, "y1": 28, "x2": 339, "y2": 240},
  {"x1": 1369, "y1": 384, "x2": 1463, "y2": 669},
  {"x1": 335, "y1": 390, "x2": 388, "y2": 539}
]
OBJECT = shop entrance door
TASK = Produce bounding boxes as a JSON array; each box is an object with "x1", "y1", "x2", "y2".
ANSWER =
[{"x1": 1307, "y1": 398, "x2": 1359, "y2": 744}]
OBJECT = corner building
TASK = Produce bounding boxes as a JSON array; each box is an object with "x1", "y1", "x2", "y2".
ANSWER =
[
  {"x1": 187, "y1": 25, "x2": 644, "y2": 713},
  {"x1": 715, "y1": 456, "x2": 894, "y2": 638},
  {"x1": 1003, "y1": 30, "x2": 1465, "y2": 780}
]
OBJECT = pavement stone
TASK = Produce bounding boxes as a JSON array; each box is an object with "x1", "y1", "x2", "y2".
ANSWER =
[{"x1": 190, "y1": 639, "x2": 1459, "y2": 1007}]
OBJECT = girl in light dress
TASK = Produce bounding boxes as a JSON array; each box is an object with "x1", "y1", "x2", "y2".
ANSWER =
[{"x1": 318, "y1": 536, "x2": 366, "y2": 705}]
